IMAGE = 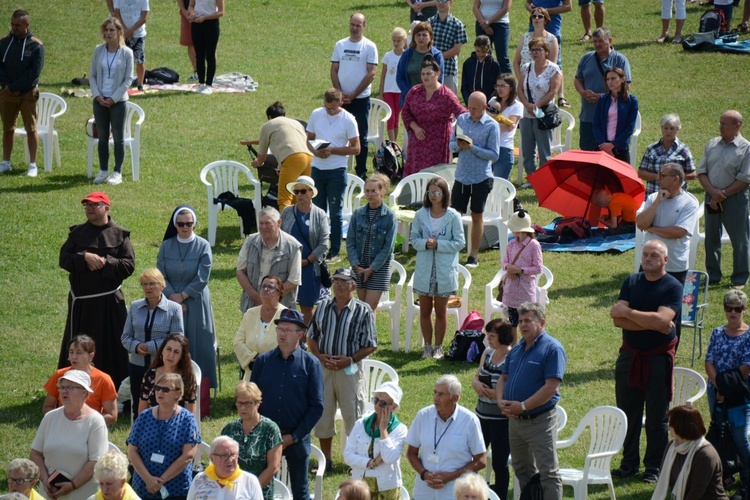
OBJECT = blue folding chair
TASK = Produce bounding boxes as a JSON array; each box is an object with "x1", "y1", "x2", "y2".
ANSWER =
[{"x1": 680, "y1": 270, "x2": 709, "y2": 367}]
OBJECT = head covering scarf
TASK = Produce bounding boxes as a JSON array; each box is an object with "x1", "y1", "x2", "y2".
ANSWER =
[{"x1": 163, "y1": 205, "x2": 198, "y2": 241}]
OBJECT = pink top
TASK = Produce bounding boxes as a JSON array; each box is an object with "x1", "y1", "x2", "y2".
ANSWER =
[
  {"x1": 606, "y1": 96, "x2": 618, "y2": 142},
  {"x1": 501, "y1": 236, "x2": 543, "y2": 308},
  {"x1": 401, "y1": 84, "x2": 466, "y2": 176}
]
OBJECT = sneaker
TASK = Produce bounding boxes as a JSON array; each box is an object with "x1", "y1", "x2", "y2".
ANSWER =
[
  {"x1": 465, "y1": 256, "x2": 479, "y2": 268},
  {"x1": 27, "y1": 164, "x2": 38, "y2": 177},
  {"x1": 520, "y1": 182, "x2": 532, "y2": 189},
  {"x1": 107, "y1": 171, "x2": 123, "y2": 185},
  {"x1": 187, "y1": 72, "x2": 199, "y2": 82},
  {"x1": 421, "y1": 345, "x2": 433, "y2": 359},
  {"x1": 432, "y1": 345, "x2": 444, "y2": 360},
  {"x1": 642, "y1": 469, "x2": 659, "y2": 483},
  {"x1": 93, "y1": 170, "x2": 110, "y2": 184},
  {"x1": 611, "y1": 466, "x2": 638, "y2": 479},
  {"x1": 198, "y1": 85, "x2": 213, "y2": 95},
  {"x1": 195, "y1": 84, "x2": 205, "y2": 93},
  {"x1": 0, "y1": 160, "x2": 11, "y2": 173},
  {"x1": 137, "y1": 85, "x2": 144, "y2": 93}
]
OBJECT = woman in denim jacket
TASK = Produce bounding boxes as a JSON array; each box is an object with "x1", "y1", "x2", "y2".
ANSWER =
[
  {"x1": 347, "y1": 173, "x2": 398, "y2": 314},
  {"x1": 409, "y1": 177, "x2": 466, "y2": 360}
]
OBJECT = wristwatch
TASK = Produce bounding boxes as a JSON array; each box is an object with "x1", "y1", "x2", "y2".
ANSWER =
[{"x1": 521, "y1": 401, "x2": 527, "y2": 412}]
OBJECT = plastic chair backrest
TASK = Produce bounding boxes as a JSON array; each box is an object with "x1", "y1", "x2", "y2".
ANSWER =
[
  {"x1": 551, "y1": 109, "x2": 575, "y2": 154},
  {"x1": 673, "y1": 367, "x2": 707, "y2": 407},
  {"x1": 369, "y1": 98, "x2": 392, "y2": 145},
  {"x1": 273, "y1": 478, "x2": 292, "y2": 500},
  {"x1": 124, "y1": 101, "x2": 145, "y2": 141},
  {"x1": 191, "y1": 441, "x2": 211, "y2": 468},
  {"x1": 362, "y1": 359, "x2": 399, "y2": 404},
  {"x1": 191, "y1": 360, "x2": 202, "y2": 422},
  {"x1": 343, "y1": 174, "x2": 366, "y2": 215},
  {"x1": 630, "y1": 111, "x2": 642, "y2": 168},
  {"x1": 388, "y1": 173, "x2": 444, "y2": 208},
  {"x1": 37, "y1": 93, "x2": 67, "y2": 131},
  {"x1": 487, "y1": 177, "x2": 516, "y2": 219},
  {"x1": 201, "y1": 160, "x2": 260, "y2": 200},
  {"x1": 558, "y1": 406, "x2": 627, "y2": 475}
]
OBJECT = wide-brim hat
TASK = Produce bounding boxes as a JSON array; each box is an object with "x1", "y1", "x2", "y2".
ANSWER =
[
  {"x1": 285, "y1": 176, "x2": 318, "y2": 198},
  {"x1": 507, "y1": 210, "x2": 535, "y2": 233},
  {"x1": 60, "y1": 370, "x2": 94, "y2": 393},
  {"x1": 274, "y1": 308, "x2": 308, "y2": 330},
  {"x1": 374, "y1": 381, "x2": 403, "y2": 407}
]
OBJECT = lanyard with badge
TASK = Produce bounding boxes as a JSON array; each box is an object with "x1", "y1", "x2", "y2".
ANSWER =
[
  {"x1": 427, "y1": 417, "x2": 453, "y2": 464},
  {"x1": 104, "y1": 48, "x2": 119, "y2": 94},
  {"x1": 152, "y1": 406, "x2": 176, "y2": 499},
  {"x1": 143, "y1": 307, "x2": 157, "y2": 367}
]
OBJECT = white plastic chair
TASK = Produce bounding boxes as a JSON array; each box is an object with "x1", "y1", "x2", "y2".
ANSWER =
[
  {"x1": 400, "y1": 486, "x2": 410, "y2": 500},
  {"x1": 87, "y1": 101, "x2": 145, "y2": 181},
  {"x1": 272, "y1": 478, "x2": 292, "y2": 500},
  {"x1": 485, "y1": 265, "x2": 554, "y2": 321},
  {"x1": 336, "y1": 359, "x2": 400, "y2": 451},
  {"x1": 107, "y1": 441, "x2": 121, "y2": 453},
  {"x1": 388, "y1": 172, "x2": 446, "y2": 253},
  {"x1": 673, "y1": 367, "x2": 707, "y2": 407},
  {"x1": 488, "y1": 489, "x2": 501, "y2": 500},
  {"x1": 14, "y1": 92, "x2": 66, "y2": 172},
  {"x1": 200, "y1": 160, "x2": 262, "y2": 246},
  {"x1": 377, "y1": 259, "x2": 407, "y2": 351},
  {"x1": 346, "y1": 98, "x2": 392, "y2": 170},
  {"x1": 191, "y1": 360, "x2": 202, "y2": 425},
  {"x1": 461, "y1": 177, "x2": 516, "y2": 261},
  {"x1": 557, "y1": 406, "x2": 627, "y2": 500},
  {"x1": 342, "y1": 173, "x2": 365, "y2": 229},
  {"x1": 551, "y1": 109, "x2": 575, "y2": 155},
  {"x1": 276, "y1": 443, "x2": 326, "y2": 500},
  {"x1": 191, "y1": 440, "x2": 211, "y2": 469},
  {"x1": 404, "y1": 264, "x2": 471, "y2": 352},
  {"x1": 630, "y1": 111, "x2": 642, "y2": 168}
]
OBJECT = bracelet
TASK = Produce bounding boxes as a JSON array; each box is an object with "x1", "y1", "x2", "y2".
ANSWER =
[
  {"x1": 70, "y1": 479, "x2": 77, "y2": 490},
  {"x1": 420, "y1": 470, "x2": 428, "y2": 480}
]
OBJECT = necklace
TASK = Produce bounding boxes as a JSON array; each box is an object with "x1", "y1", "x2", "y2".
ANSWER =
[{"x1": 177, "y1": 240, "x2": 190, "y2": 268}]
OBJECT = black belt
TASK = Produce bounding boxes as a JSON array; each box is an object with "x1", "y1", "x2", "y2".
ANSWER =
[{"x1": 518, "y1": 406, "x2": 553, "y2": 421}]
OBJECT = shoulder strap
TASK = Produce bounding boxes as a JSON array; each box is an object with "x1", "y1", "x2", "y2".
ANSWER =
[
  {"x1": 594, "y1": 51, "x2": 607, "y2": 76},
  {"x1": 525, "y1": 65, "x2": 534, "y2": 104},
  {"x1": 292, "y1": 208, "x2": 314, "y2": 250},
  {"x1": 510, "y1": 240, "x2": 528, "y2": 265}
]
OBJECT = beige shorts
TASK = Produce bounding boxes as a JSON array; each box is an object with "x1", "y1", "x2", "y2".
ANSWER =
[
  {"x1": 314, "y1": 365, "x2": 366, "y2": 439},
  {"x1": 0, "y1": 87, "x2": 39, "y2": 134}
]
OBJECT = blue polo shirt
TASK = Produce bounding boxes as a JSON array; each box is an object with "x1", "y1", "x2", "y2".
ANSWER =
[
  {"x1": 250, "y1": 346, "x2": 324, "y2": 440},
  {"x1": 502, "y1": 332, "x2": 566, "y2": 415}
]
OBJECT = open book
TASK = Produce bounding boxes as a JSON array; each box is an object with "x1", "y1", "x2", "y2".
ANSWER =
[
  {"x1": 309, "y1": 139, "x2": 331, "y2": 150},
  {"x1": 455, "y1": 125, "x2": 473, "y2": 146}
]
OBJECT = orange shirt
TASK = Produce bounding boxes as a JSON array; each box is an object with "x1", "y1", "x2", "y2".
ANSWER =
[
  {"x1": 609, "y1": 193, "x2": 638, "y2": 223},
  {"x1": 44, "y1": 366, "x2": 117, "y2": 413}
]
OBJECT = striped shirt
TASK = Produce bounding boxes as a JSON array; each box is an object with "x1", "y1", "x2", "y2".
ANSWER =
[{"x1": 306, "y1": 296, "x2": 377, "y2": 356}]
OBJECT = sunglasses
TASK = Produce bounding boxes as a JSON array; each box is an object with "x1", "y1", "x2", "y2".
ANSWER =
[
  {"x1": 261, "y1": 284, "x2": 279, "y2": 291},
  {"x1": 427, "y1": 190, "x2": 443, "y2": 197},
  {"x1": 531, "y1": 14, "x2": 545, "y2": 19},
  {"x1": 293, "y1": 189, "x2": 309, "y2": 195},
  {"x1": 176, "y1": 221, "x2": 194, "y2": 227},
  {"x1": 657, "y1": 172, "x2": 677, "y2": 180},
  {"x1": 372, "y1": 397, "x2": 391, "y2": 408},
  {"x1": 154, "y1": 385, "x2": 176, "y2": 393},
  {"x1": 725, "y1": 306, "x2": 745, "y2": 313}
]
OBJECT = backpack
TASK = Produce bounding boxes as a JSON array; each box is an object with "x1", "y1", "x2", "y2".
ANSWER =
[
  {"x1": 554, "y1": 216, "x2": 592, "y2": 239},
  {"x1": 519, "y1": 473, "x2": 544, "y2": 500},
  {"x1": 145, "y1": 67, "x2": 180, "y2": 84},
  {"x1": 445, "y1": 310, "x2": 486, "y2": 363},
  {"x1": 699, "y1": 8, "x2": 726, "y2": 33},
  {"x1": 373, "y1": 140, "x2": 403, "y2": 181}
]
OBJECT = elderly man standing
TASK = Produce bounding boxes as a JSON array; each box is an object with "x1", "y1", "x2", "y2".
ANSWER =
[
  {"x1": 0, "y1": 10, "x2": 44, "y2": 178},
  {"x1": 496, "y1": 302, "x2": 566, "y2": 500},
  {"x1": 251, "y1": 309, "x2": 324, "y2": 500},
  {"x1": 406, "y1": 374, "x2": 486, "y2": 499},
  {"x1": 187, "y1": 436, "x2": 263, "y2": 499},
  {"x1": 610, "y1": 240, "x2": 682, "y2": 483},
  {"x1": 450, "y1": 91, "x2": 499, "y2": 268},
  {"x1": 236, "y1": 207, "x2": 301, "y2": 312},
  {"x1": 697, "y1": 110, "x2": 750, "y2": 288},
  {"x1": 252, "y1": 102, "x2": 313, "y2": 214},
  {"x1": 307, "y1": 268, "x2": 378, "y2": 467},
  {"x1": 307, "y1": 89, "x2": 360, "y2": 263},
  {"x1": 573, "y1": 27, "x2": 630, "y2": 152},
  {"x1": 331, "y1": 13, "x2": 377, "y2": 180},
  {"x1": 59, "y1": 192, "x2": 135, "y2": 390}
]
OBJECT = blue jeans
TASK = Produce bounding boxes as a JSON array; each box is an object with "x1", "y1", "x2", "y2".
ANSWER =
[
  {"x1": 311, "y1": 167, "x2": 346, "y2": 256},
  {"x1": 93, "y1": 99, "x2": 126, "y2": 172},
  {"x1": 708, "y1": 385, "x2": 750, "y2": 484},
  {"x1": 476, "y1": 21, "x2": 511, "y2": 74},
  {"x1": 283, "y1": 434, "x2": 311, "y2": 500},
  {"x1": 343, "y1": 96, "x2": 370, "y2": 177},
  {"x1": 492, "y1": 147, "x2": 515, "y2": 180}
]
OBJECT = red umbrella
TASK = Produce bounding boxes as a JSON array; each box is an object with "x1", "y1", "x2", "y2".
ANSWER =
[{"x1": 527, "y1": 149, "x2": 645, "y2": 223}]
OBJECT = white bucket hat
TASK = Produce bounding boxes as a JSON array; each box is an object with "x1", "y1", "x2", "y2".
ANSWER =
[
  {"x1": 374, "y1": 381, "x2": 403, "y2": 407},
  {"x1": 285, "y1": 175, "x2": 318, "y2": 198},
  {"x1": 507, "y1": 210, "x2": 535, "y2": 233},
  {"x1": 60, "y1": 370, "x2": 94, "y2": 393}
]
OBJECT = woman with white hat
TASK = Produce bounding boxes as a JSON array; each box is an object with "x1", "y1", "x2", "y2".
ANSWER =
[
  {"x1": 499, "y1": 210, "x2": 543, "y2": 342},
  {"x1": 280, "y1": 175, "x2": 330, "y2": 324},
  {"x1": 344, "y1": 381, "x2": 407, "y2": 500}
]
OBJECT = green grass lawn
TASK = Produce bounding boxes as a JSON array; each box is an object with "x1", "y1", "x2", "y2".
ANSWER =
[{"x1": 0, "y1": 0, "x2": 748, "y2": 497}]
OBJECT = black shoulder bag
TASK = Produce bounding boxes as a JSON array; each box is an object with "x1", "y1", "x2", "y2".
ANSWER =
[
  {"x1": 526, "y1": 65, "x2": 562, "y2": 131},
  {"x1": 293, "y1": 208, "x2": 332, "y2": 288}
]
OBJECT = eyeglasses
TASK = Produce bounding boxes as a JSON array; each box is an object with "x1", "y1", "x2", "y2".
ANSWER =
[
  {"x1": 372, "y1": 397, "x2": 391, "y2": 408},
  {"x1": 293, "y1": 189, "x2": 309, "y2": 195},
  {"x1": 277, "y1": 327, "x2": 303, "y2": 335},
  {"x1": 57, "y1": 385, "x2": 84, "y2": 392},
  {"x1": 530, "y1": 47, "x2": 545, "y2": 53},
  {"x1": 494, "y1": 84, "x2": 510, "y2": 89},
  {"x1": 235, "y1": 400, "x2": 258, "y2": 408},
  {"x1": 261, "y1": 284, "x2": 279, "y2": 291},
  {"x1": 427, "y1": 190, "x2": 443, "y2": 197},
  {"x1": 141, "y1": 282, "x2": 160, "y2": 288},
  {"x1": 657, "y1": 172, "x2": 677, "y2": 180},
  {"x1": 176, "y1": 221, "x2": 194, "y2": 228},
  {"x1": 725, "y1": 305, "x2": 745, "y2": 313},
  {"x1": 531, "y1": 14, "x2": 545, "y2": 19},
  {"x1": 211, "y1": 452, "x2": 239, "y2": 461},
  {"x1": 154, "y1": 385, "x2": 176, "y2": 393},
  {"x1": 82, "y1": 202, "x2": 106, "y2": 209},
  {"x1": 7, "y1": 478, "x2": 34, "y2": 486}
]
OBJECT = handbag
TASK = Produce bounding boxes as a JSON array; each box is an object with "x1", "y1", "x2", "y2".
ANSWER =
[
  {"x1": 292, "y1": 208, "x2": 332, "y2": 288},
  {"x1": 525, "y1": 65, "x2": 562, "y2": 130},
  {"x1": 706, "y1": 405, "x2": 743, "y2": 475},
  {"x1": 496, "y1": 242, "x2": 529, "y2": 303}
]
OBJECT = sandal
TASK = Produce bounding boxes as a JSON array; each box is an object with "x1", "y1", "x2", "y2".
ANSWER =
[
  {"x1": 737, "y1": 22, "x2": 749, "y2": 33},
  {"x1": 671, "y1": 35, "x2": 683, "y2": 44},
  {"x1": 557, "y1": 97, "x2": 571, "y2": 108},
  {"x1": 579, "y1": 32, "x2": 592, "y2": 42},
  {"x1": 657, "y1": 33, "x2": 669, "y2": 43}
]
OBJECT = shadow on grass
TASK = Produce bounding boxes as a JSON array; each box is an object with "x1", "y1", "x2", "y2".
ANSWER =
[
  {"x1": 0, "y1": 397, "x2": 46, "y2": 429},
  {"x1": 0, "y1": 174, "x2": 91, "y2": 194},
  {"x1": 350, "y1": 1, "x2": 404, "y2": 9},
  {"x1": 563, "y1": 364, "x2": 615, "y2": 386}
]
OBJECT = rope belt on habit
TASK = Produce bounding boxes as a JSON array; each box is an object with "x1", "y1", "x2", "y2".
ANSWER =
[{"x1": 67, "y1": 285, "x2": 122, "y2": 341}]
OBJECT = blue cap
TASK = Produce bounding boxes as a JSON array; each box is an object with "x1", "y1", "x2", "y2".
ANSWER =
[{"x1": 274, "y1": 309, "x2": 307, "y2": 330}]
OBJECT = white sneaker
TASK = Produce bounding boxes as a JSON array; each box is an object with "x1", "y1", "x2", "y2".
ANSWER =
[
  {"x1": 93, "y1": 170, "x2": 109, "y2": 184},
  {"x1": 199, "y1": 85, "x2": 213, "y2": 95},
  {"x1": 107, "y1": 171, "x2": 123, "y2": 185},
  {"x1": 187, "y1": 72, "x2": 199, "y2": 82},
  {"x1": 421, "y1": 344, "x2": 433, "y2": 359},
  {"x1": 433, "y1": 345, "x2": 445, "y2": 360},
  {"x1": 27, "y1": 164, "x2": 38, "y2": 177},
  {"x1": 0, "y1": 160, "x2": 11, "y2": 173},
  {"x1": 195, "y1": 84, "x2": 205, "y2": 93}
]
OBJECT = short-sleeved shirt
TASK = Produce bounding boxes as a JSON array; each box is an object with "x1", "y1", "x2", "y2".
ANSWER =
[
  {"x1": 257, "y1": 117, "x2": 312, "y2": 164},
  {"x1": 140, "y1": 368, "x2": 197, "y2": 408},
  {"x1": 639, "y1": 138, "x2": 696, "y2": 195},
  {"x1": 641, "y1": 191, "x2": 699, "y2": 272},
  {"x1": 706, "y1": 325, "x2": 750, "y2": 390},
  {"x1": 187, "y1": 471, "x2": 263, "y2": 500},
  {"x1": 331, "y1": 37, "x2": 378, "y2": 98},
  {"x1": 575, "y1": 49, "x2": 631, "y2": 122},
  {"x1": 521, "y1": 62, "x2": 561, "y2": 118},
  {"x1": 428, "y1": 13, "x2": 468, "y2": 77},
  {"x1": 306, "y1": 107, "x2": 359, "y2": 171},
  {"x1": 502, "y1": 332, "x2": 566, "y2": 414},
  {"x1": 127, "y1": 407, "x2": 200, "y2": 498},
  {"x1": 608, "y1": 192, "x2": 638, "y2": 223},
  {"x1": 44, "y1": 366, "x2": 117, "y2": 413},
  {"x1": 617, "y1": 272, "x2": 682, "y2": 351},
  {"x1": 307, "y1": 296, "x2": 377, "y2": 356},
  {"x1": 530, "y1": 0, "x2": 564, "y2": 35},
  {"x1": 114, "y1": 0, "x2": 149, "y2": 37},
  {"x1": 221, "y1": 417, "x2": 282, "y2": 500},
  {"x1": 488, "y1": 98, "x2": 523, "y2": 150},
  {"x1": 696, "y1": 134, "x2": 750, "y2": 190},
  {"x1": 381, "y1": 50, "x2": 402, "y2": 94},
  {"x1": 405, "y1": 404, "x2": 485, "y2": 500}
]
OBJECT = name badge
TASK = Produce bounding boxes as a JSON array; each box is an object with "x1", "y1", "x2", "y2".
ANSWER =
[
  {"x1": 427, "y1": 453, "x2": 440, "y2": 463},
  {"x1": 151, "y1": 453, "x2": 165, "y2": 464}
]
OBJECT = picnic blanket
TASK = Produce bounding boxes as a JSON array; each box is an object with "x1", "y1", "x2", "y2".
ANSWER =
[
  {"x1": 538, "y1": 223, "x2": 636, "y2": 253},
  {"x1": 61, "y1": 72, "x2": 258, "y2": 97}
]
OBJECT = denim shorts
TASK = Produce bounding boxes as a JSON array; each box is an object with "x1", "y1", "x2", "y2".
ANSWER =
[{"x1": 126, "y1": 36, "x2": 146, "y2": 63}]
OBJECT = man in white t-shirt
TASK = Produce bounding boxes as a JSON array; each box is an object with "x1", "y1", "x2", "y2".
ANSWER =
[
  {"x1": 114, "y1": 0, "x2": 149, "y2": 92},
  {"x1": 306, "y1": 89, "x2": 360, "y2": 263},
  {"x1": 331, "y1": 13, "x2": 377, "y2": 180}
]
